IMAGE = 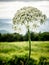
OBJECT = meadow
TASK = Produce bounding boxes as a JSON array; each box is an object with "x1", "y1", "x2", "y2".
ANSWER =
[{"x1": 0, "y1": 41, "x2": 49, "y2": 65}]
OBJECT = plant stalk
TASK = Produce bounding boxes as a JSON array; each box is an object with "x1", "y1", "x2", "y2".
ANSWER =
[{"x1": 28, "y1": 28, "x2": 31, "y2": 60}]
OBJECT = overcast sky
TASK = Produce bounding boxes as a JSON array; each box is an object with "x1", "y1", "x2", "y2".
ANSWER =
[
  {"x1": 0, "y1": 0, "x2": 49, "y2": 1},
  {"x1": 0, "y1": 0, "x2": 49, "y2": 19},
  {"x1": 0, "y1": 0, "x2": 49, "y2": 34}
]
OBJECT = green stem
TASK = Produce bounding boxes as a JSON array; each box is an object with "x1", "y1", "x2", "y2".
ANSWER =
[
  {"x1": 28, "y1": 28, "x2": 31, "y2": 60},
  {"x1": 25, "y1": 28, "x2": 31, "y2": 65}
]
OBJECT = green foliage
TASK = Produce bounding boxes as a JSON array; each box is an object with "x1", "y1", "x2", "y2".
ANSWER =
[
  {"x1": 0, "y1": 55, "x2": 37, "y2": 65},
  {"x1": 38, "y1": 56, "x2": 49, "y2": 65},
  {"x1": 0, "y1": 42, "x2": 49, "y2": 65},
  {"x1": 39, "y1": 32, "x2": 49, "y2": 41},
  {"x1": 0, "y1": 42, "x2": 49, "y2": 59},
  {"x1": 0, "y1": 55, "x2": 49, "y2": 65},
  {"x1": 0, "y1": 32, "x2": 49, "y2": 42}
]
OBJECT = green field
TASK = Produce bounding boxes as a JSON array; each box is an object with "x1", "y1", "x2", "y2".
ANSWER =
[{"x1": 0, "y1": 41, "x2": 49, "y2": 65}]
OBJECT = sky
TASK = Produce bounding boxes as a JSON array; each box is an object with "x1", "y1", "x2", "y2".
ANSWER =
[
  {"x1": 0, "y1": 0, "x2": 49, "y2": 34},
  {"x1": 0, "y1": 0, "x2": 49, "y2": 1},
  {"x1": 0, "y1": 0, "x2": 49, "y2": 19}
]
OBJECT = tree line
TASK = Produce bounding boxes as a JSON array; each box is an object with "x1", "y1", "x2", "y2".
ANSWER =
[{"x1": 0, "y1": 32, "x2": 49, "y2": 42}]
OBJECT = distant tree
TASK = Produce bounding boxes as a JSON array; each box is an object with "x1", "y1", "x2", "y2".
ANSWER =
[
  {"x1": 40, "y1": 32, "x2": 49, "y2": 41},
  {"x1": 0, "y1": 33, "x2": 2, "y2": 41},
  {"x1": 31, "y1": 32, "x2": 35, "y2": 41},
  {"x1": 13, "y1": 6, "x2": 46, "y2": 63}
]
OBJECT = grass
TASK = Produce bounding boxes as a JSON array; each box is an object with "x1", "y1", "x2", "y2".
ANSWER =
[{"x1": 0, "y1": 41, "x2": 49, "y2": 62}]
